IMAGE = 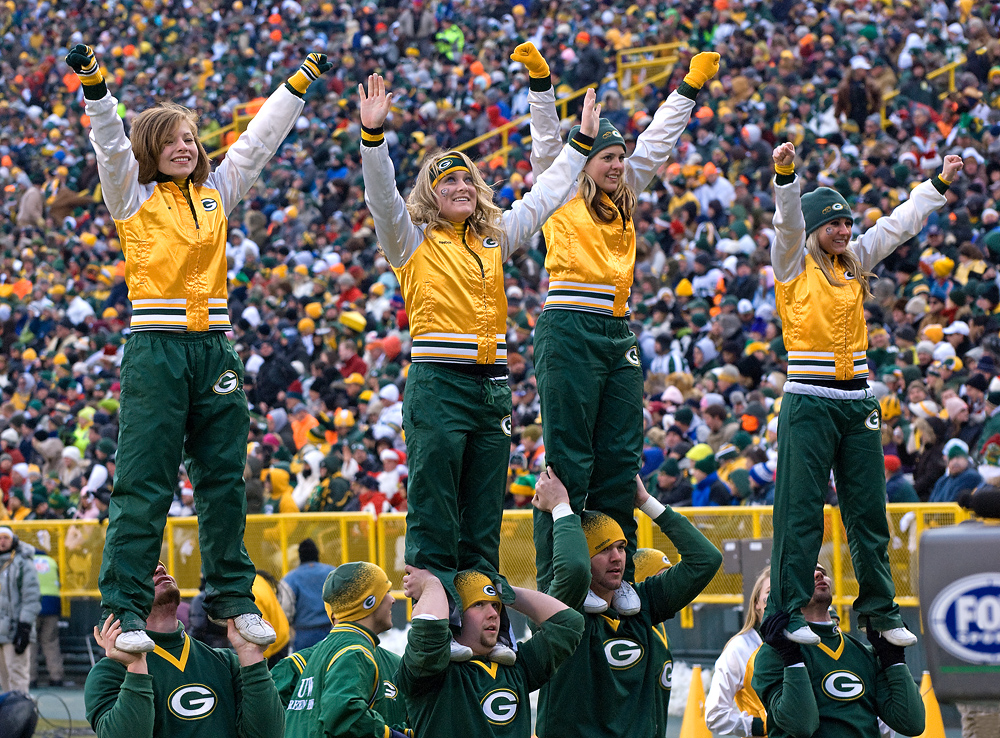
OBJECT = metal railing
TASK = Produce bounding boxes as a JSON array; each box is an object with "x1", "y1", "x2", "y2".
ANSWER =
[
  {"x1": 200, "y1": 99, "x2": 263, "y2": 158},
  {"x1": 9, "y1": 503, "x2": 970, "y2": 624},
  {"x1": 881, "y1": 55, "x2": 967, "y2": 125}
]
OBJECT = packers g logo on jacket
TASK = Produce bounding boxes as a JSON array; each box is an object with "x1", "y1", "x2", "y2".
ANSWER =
[
  {"x1": 822, "y1": 670, "x2": 865, "y2": 701},
  {"x1": 481, "y1": 689, "x2": 519, "y2": 724},
  {"x1": 201, "y1": 198, "x2": 218, "y2": 211},
  {"x1": 604, "y1": 638, "x2": 644, "y2": 669},
  {"x1": 659, "y1": 659, "x2": 673, "y2": 690},
  {"x1": 169, "y1": 684, "x2": 217, "y2": 720},
  {"x1": 383, "y1": 680, "x2": 398, "y2": 699}
]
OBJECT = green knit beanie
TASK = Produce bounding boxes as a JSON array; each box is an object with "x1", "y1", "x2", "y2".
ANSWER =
[
  {"x1": 568, "y1": 118, "x2": 625, "y2": 159},
  {"x1": 694, "y1": 454, "x2": 718, "y2": 474},
  {"x1": 801, "y1": 187, "x2": 853, "y2": 236}
]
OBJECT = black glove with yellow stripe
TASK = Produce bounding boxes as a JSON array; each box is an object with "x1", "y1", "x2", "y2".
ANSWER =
[
  {"x1": 285, "y1": 53, "x2": 334, "y2": 98},
  {"x1": 66, "y1": 43, "x2": 107, "y2": 100}
]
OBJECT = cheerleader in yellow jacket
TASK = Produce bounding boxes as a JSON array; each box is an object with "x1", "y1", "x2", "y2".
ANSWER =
[{"x1": 358, "y1": 70, "x2": 598, "y2": 661}]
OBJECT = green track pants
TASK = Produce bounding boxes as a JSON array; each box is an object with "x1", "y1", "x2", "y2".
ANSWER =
[
  {"x1": 402, "y1": 363, "x2": 513, "y2": 613},
  {"x1": 533, "y1": 310, "x2": 643, "y2": 591},
  {"x1": 767, "y1": 390, "x2": 904, "y2": 632},
  {"x1": 99, "y1": 331, "x2": 259, "y2": 631}
]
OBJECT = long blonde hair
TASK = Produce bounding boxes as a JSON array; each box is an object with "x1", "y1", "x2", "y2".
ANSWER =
[
  {"x1": 578, "y1": 168, "x2": 637, "y2": 224},
  {"x1": 805, "y1": 230, "x2": 873, "y2": 301},
  {"x1": 406, "y1": 150, "x2": 505, "y2": 246},
  {"x1": 730, "y1": 566, "x2": 770, "y2": 643},
  {"x1": 130, "y1": 102, "x2": 211, "y2": 185}
]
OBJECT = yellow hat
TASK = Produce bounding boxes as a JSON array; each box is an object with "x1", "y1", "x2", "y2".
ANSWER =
[
  {"x1": 880, "y1": 395, "x2": 901, "y2": 421},
  {"x1": 675, "y1": 278, "x2": 693, "y2": 297},
  {"x1": 359, "y1": 390, "x2": 374, "y2": 402},
  {"x1": 634, "y1": 548, "x2": 671, "y2": 583},
  {"x1": 80, "y1": 231, "x2": 97, "y2": 246},
  {"x1": 293, "y1": 264, "x2": 309, "y2": 276},
  {"x1": 305, "y1": 302, "x2": 323, "y2": 319},
  {"x1": 22, "y1": 348, "x2": 37, "y2": 361},
  {"x1": 923, "y1": 324, "x2": 944, "y2": 344},
  {"x1": 933, "y1": 257, "x2": 954, "y2": 277},
  {"x1": 323, "y1": 562, "x2": 391, "y2": 623},
  {"x1": 339, "y1": 311, "x2": 367, "y2": 333},
  {"x1": 298, "y1": 317, "x2": 315, "y2": 335},
  {"x1": 345, "y1": 372, "x2": 365, "y2": 385},
  {"x1": 454, "y1": 570, "x2": 501, "y2": 612},
  {"x1": 53, "y1": 353, "x2": 69, "y2": 365},
  {"x1": 49, "y1": 284, "x2": 66, "y2": 296},
  {"x1": 103, "y1": 307, "x2": 118, "y2": 319},
  {"x1": 272, "y1": 263, "x2": 288, "y2": 279},
  {"x1": 334, "y1": 408, "x2": 355, "y2": 427},
  {"x1": 581, "y1": 511, "x2": 626, "y2": 557}
]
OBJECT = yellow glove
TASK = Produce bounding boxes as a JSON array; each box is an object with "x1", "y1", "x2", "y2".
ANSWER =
[
  {"x1": 683, "y1": 51, "x2": 720, "y2": 90},
  {"x1": 510, "y1": 42, "x2": 550, "y2": 78}
]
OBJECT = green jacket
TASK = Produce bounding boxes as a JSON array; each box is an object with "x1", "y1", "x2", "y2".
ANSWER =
[
  {"x1": 752, "y1": 622, "x2": 925, "y2": 738},
  {"x1": 537, "y1": 506, "x2": 723, "y2": 738},
  {"x1": 273, "y1": 640, "x2": 409, "y2": 734},
  {"x1": 84, "y1": 623, "x2": 284, "y2": 738},
  {"x1": 282, "y1": 622, "x2": 389, "y2": 738}
]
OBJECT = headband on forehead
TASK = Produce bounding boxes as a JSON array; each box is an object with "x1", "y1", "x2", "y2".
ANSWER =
[{"x1": 430, "y1": 152, "x2": 471, "y2": 188}]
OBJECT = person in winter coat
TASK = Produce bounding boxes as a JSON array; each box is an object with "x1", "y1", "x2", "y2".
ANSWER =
[{"x1": 0, "y1": 527, "x2": 41, "y2": 694}]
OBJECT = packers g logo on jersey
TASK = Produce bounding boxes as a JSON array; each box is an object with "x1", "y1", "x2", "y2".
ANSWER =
[
  {"x1": 822, "y1": 670, "x2": 865, "y2": 701},
  {"x1": 625, "y1": 347, "x2": 640, "y2": 367},
  {"x1": 865, "y1": 409, "x2": 880, "y2": 431},
  {"x1": 483, "y1": 237, "x2": 499, "y2": 249},
  {"x1": 168, "y1": 684, "x2": 217, "y2": 720},
  {"x1": 383, "y1": 680, "x2": 398, "y2": 699},
  {"x1": 659, "y1": 659, "x2": 673, "y2": 690},
  {"x1": 481, "y1": 689, "x2": 519, "y2": 724},
  {"x1": 213, "y1": 370, "x2": 240, "y2": 395},
  {"x1": 604, "y1": 638, "x2": 644, "y2": 669},
  {"x1": 201, "y1": 198, "x2": 218, "y2": 211}
]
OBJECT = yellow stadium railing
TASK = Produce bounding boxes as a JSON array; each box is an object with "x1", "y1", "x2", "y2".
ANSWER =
[
  {"x1": 6, "y1": 503, "x2": 972, "y2": 622},
  {"x1": 200, "y1": 100, "x2": 262, "y2": 158},
  {"x1": 881, "y1": 55, "x2": 967, "y2": 126}
]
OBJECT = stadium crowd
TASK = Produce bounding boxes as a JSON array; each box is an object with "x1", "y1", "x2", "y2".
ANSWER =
[{"x1": 2, "y1": 0, "x2": 1000, "y2": 523}]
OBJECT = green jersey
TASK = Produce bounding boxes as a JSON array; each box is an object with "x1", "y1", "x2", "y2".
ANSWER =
[
  {"x1": 399, "y1": 610, "x2": 583, "y2": 738},
  {"x1": 274, "y1": 641, "x2": 409, "y2": 734},
  {"x1": 650, "y1": 623, "x2": 672, "y2": 738},
  {"x1": 537, "y1": 507, "x2": 723, "y2": 738},
  {"x1": 84, "y1": 623, "x2": 284, "y2": 738},
  {"x1": 398, "y1": 514, "x2": 588, "y2": 738},
  {"x1": 282, "y1": 622, "x2": 390, "y2": 738},
  {"x1": 752, "y1": 622, "x2": 925, "y2": 738}
]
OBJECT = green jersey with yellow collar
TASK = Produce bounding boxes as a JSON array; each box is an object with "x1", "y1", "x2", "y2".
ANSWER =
[
  {"x1": 84, "y1": 623, "x2": 284, "y2": 738},
  {"x1": 752, "y1": 621, "x2": 925, "y2": 738}
]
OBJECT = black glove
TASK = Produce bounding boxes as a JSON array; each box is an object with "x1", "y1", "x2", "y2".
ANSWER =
[
  {"x1": 760, "y1": 612, "x2": 803, "y2": 667},
  {"x1": 65, "y1": 43, "x2": 107, "y2": 100},
  {"x1": 866, "y1": 628, "x2": 905, "y2": 670},
  {"x1": 12, "y1": 621, "x2": 31, "y2": 655}
]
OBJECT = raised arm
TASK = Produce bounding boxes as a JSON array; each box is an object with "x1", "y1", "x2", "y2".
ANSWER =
[
  {"x1": 511, "y1": 43, "x2": 563, "y2": 179},
  {"x1": 66, "y1": 45, "x2": 144, "y2": 221},
  {"x1": 752, "y1": 613, "x2": 819, "y2": 738},
  {"x1": 639, "y1": 476, "x2": 723, "y2": 624},
  {"x1": 499, "y1": 88, "x2": 598, "y2": 259},
  {"x1": 85, "y1": 616, "x2": 153, "y2": 738},
  {"x1": 625, "y1": 52, "x2": 719, "y2": 193},
  {"x1": 398, "y1": 568, "x2": 450, "y2": 692},
  {"x1": 358, "y1": 74, "x2": 425, "y2": 268},
  {"x1": 533, "y1": 468, "x2": 593, "y2": 609},
  {"x1": 770, "y1": 142, "x2": 807, "y2": 283},
  {"x1": 854, "y1": 155, "x2": 961, "y2": 273},
  {"x1": 868, "y1": 630, "x2": 926, "y2": 737},
  {"x1": 210, "y1": 54, "x2": 330, "y2": 214}
]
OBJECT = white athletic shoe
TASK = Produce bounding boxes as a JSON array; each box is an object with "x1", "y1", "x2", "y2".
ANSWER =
[
  {"x1": 488, "y1": 644, "x2": 517, "y2": 665},
  {"x1": 881, "y1": 627, "x2": 918, "y2": 647},
  {"x1": 612, "y1": 582, "x2": 641, "y2": 616},
  {"x1": 115, "y1": 629, "x2": 155, "y2": 653},
  {"x1": 450, "y1": 639, "x2": 474, "y2": 662},
  {"x1": 784, "y1": 625, "x2": 821, "y2": 645},
  {"x1": 583, "y1": 590, "x2": 609, "y2": 614},
  {"x1": 233, "y1": 613, "x2": 277, "y2": 646}
]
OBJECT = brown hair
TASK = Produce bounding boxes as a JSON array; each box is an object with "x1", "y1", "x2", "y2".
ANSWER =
[
  {"x1": 130, "y1": 102, "x2": 211, "y2": 186},
  {"x1": 577, "y1": 167, "x2": 636, "y2": 224},
  {"x1": 406, "y1": 150, "x2": 505, "y2": 247}
]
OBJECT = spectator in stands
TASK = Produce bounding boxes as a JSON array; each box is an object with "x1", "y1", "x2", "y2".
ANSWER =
[
  {"x1": 281, "y1": 539, "x2": 335, "y2": 651},
  {"x1": 0, "y1": 527, "x2": 40, "y2": 695}
]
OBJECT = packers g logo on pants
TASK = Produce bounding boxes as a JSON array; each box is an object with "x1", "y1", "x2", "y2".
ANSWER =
[
  {"x1": 481, "y1": 689, "x2": 519, "y2": 724},
  {"x1": 169, "y1": 684, "x2": 217, "y2": 720},
  {"x1": 213, "y1": 370, "x2": 240, "y2": 395},
  {"x1": 865, "y1": 409, "x2": 880, "y2": 431},
  {"x1": 625, "y1": 347, "x2": 640, "y2": 367},
  {"x1": 604, "y1": 638, "x2": 644, "y2": 669}
]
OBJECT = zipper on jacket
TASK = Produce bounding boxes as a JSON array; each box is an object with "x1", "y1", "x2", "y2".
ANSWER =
[
  {"x1": 461, "y1": 232, "x2": 486, "y2": 284},
  {"x1": 177, "y1": 181, "x2": 199, "y2": 230}
]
